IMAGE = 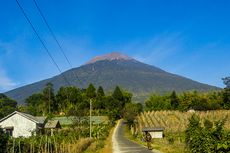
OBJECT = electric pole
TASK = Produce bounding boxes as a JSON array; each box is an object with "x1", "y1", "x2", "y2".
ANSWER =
[{"x1": 90, "y1": 98, "x2": 92, "y2": 138}]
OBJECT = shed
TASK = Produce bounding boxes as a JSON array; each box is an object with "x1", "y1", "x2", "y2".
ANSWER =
[
  {"x1": 142, "y1": 127, "x2": 165, "y2": 138},
  {"x1": 0, "y1": 111, "x2": 46, "y2": 138},
  {"x1": 44, "y1": 120, "x2": 61, "y2": 136},
  {"x1": 45, "y1": 120, "x2": 61, "y2": 129}
]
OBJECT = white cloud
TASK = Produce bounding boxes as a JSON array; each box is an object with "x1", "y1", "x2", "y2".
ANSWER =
[
  {"x1": 120, "y1": 32, "x2": 185, "y2": 65},
  {"x1": 0, "y1": 68, "x2": 17, "y2": 92}
]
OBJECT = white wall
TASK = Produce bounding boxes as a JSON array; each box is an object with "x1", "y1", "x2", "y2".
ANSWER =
[
  {"x1": 150, "y1": 131, "x2": 163, "y2": 138},
  {"x1": 0, "y1": 114, "x2": 37, "y2": 138}
]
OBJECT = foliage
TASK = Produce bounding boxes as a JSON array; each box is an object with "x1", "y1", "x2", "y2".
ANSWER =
[
  {"x1": 123, "y1": 103, "x2": 143, "y2": 127},
  {"x1": 0, "y1": 93, "x2": 17, "y2": 119},
  {"x1": 185, "y1": 114, "x2": 230, "y2": 153},
  {"x1": 170, "y1": 91, "x2": 179, "y2": 109},
  {"x1": 0, "y1": 128, "x2": 9, "y2": 153},
  {"x1": 222, "y1": 77, "x2": 230, "y2": 89},
  {"x1": 145, "y1": 90, "x2": 227, "y2": 111},
  {"x1": 145, "y1": 94, "x2": 171, "y2": 111},
  {"x1": 24, "y1": 83, "x2": 134, "y2": 122}
]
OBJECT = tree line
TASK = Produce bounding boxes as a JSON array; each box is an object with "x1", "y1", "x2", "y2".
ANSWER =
[
  {"x1": 145, "y1": 77, "x2": 230, "y2": 111},
  {"x1": 23, "y1": 83, "x2": 142, "y2": 121}
]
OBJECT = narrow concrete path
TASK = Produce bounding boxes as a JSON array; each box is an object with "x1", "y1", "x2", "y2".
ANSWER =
[{"x1": 112, "y1": 120, "x2": 160, "y2": 153}]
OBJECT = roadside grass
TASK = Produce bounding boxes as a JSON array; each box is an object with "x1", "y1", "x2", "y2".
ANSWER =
[
  {"x1": 124, "y1": 125, "x2": 186, "y2": 153},
  {"x1": 84, "y1": 126, "x2": 114, "y2": 153}
]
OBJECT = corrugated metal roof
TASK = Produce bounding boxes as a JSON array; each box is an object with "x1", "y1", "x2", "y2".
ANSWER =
[
  {"x1": 142, "y1": 127, "x2": 165, "y2": 132},
  {"x1": 0, "y1": 111, "x2": 46, "y2": 124},
  {"x1": 44, "y1": 120, "x2": 61, "y2": 129},
  {"x1": 52, "y1": 116, "x2": 108, "y2": 126}
]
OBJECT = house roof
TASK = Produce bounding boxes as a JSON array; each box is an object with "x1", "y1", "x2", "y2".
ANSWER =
[
  {"x1": 44, "y1": 120, "x2": 61, "y2": 129},
  {"x1": 142, "y1": 127, "x2": 165, "y2": 132},
  {"x1": 0, "y1": 111, "x2": 46, "y2": 124},
  {"x1": 52, "y1": 116, "x2": 109, "y2": 126}
]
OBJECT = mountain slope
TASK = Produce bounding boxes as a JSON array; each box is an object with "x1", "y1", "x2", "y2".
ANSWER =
[{"x1": 5, "y1": 52, "x2": 219, "y2": 104}]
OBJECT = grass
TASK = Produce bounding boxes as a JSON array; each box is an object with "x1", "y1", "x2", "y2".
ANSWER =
[{"x1": 84, "y1": 126, "x2": 114, "y2": 153}]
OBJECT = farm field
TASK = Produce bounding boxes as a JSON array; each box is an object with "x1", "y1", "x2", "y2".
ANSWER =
[
  {"x1": 130, "y1": 110, "x2": 230, "y2": 153},
  {"x1": 135, "y1": 110, "x2": 230, "y2": 133}
]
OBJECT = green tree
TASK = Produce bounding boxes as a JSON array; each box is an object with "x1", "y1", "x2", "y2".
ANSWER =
[
  {"x1": 43, "y1": 83, "x2": 56, "y2": 114},
  {"x1": 94, "y1": 86, "x2": 106, "y2": 110},
  {"x1": 112, "y1": 86, "x2": 126, "y2": 111},
  {"x1": 56, "y1": 86, "x2": 82, "y2": 113},
  {"x1": 86, "y1": 83, "x2": 97, "y2": 99},
  {"x1": 221, "y1": 77, "x2": 230, "y2": 109},
  {"x1": 222, "y1": 77, "x2": 230, "y2": 89},
  {"x1": 97, "y1": 86, "x2": 105, "y2": 98},
  {"x1": 170, "y1": 91, "x2": 179, "y2": 109},
  {"x1": 25, "y1": 93, "x2": 44, "y2": 116},
  {"x1": 123, "y1": 103, "x2": 143, "y2": 127},
  {"x1": 145, "y1": 94, "x2": 171, "y2": 111},
  {"x1": 185, "y1": 114, "x2": 230, "y2": 153},
  {"x1": 0, "y1": 94, "x2": 17, "y2": 118}
]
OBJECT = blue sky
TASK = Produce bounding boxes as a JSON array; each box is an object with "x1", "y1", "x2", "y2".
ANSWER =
[{"x1": 0, "y1": 0, "x2": 230, "y2": 92}]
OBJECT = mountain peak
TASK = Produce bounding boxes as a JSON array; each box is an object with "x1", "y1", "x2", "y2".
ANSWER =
[{"x1": 85, "y1": 52, "x2": 133, "y2": 65}]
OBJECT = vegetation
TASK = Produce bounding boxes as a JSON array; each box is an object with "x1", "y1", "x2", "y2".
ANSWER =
[
  {"x1": 1, "y1": 83, "x2": 139, "y2": 152},
  {"x1": 145, "y1": 90, "x2": 228, "y2": 111},
  {"x1": 0, "y1": 93, "x2": 17, "y2": 119},
  {"x1": 24, "y1": 83, "x2": 134, "y2": 122},
  {"x1": 0, "y1": 128, "x2": 9, "y2": 153},
  {"x1": 185, "y1": 114, "x2": 230, "y2": 152},
  {"x1": 4, "y1": 114, "x2": 111, "y2": 153},
  {"x1": 145, "y1": 77, "x2": 230, "y2": 112},
  {"x1": 135, "y1": 110, "x2": 230, "y2": 133}
]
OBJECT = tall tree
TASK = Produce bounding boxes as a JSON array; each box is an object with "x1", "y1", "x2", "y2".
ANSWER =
[
  {"x1": 25, "y1": 93, "x2": 44, "y2": 116},
  {"x1": 97, "y1": 86, "x2": 105, "y2": 98},
  {"x1": 112, "y1": 86, "x2": 126, "y2": 109},
  {"x1": 0, "y1": 94, "x2": 17, "y2": 118},
  {"x1": 43, "y1": 83, "x2": 56, "y2": 114},
  {"x1": 86, "y1": 83, "x2": 96, "y2": 99},
  {"x1": 94, "y1": 86, "x2": 106, "y2": 110},
  {"x1": 170, "y1": 91, "x2": 179, "y2": 109},
  {"x1": 222, "y1": 77, "x2": 230, "y2": 109},
  {"x1": 222, "y1": 77, "x2": 230, "y2": 89}
]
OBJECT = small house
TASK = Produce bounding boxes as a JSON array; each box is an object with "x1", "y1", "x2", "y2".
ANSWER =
[
  {"x1": 142, "y1": 127, "x2": 165, "y2": 138},
  {"x1": 44, "y1": 120, "x2": 61, "y2": 136},
  {"x1": 0, "y1": 111, "x2": 46, "y2": 138}
]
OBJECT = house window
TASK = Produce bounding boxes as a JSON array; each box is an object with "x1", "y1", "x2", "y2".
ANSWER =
[{"x1": 4, "y1": 127, "x2": 14, "y2": 136}]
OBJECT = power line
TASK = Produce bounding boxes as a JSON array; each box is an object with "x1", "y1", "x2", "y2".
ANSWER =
[
  {"x1": 15, "y1": 0, "x2": 71, "y2": 86},
  {"x1": 32, "y1": 0, "x2": 83, "y2": 86}
]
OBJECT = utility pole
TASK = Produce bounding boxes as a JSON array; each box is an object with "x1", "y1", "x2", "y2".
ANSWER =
[
  {"x1": 49, "y1": 87, "x2": 50, "y2": 114},
  {"x1": 89, "y1": 98, "x2": 92, "y2": 138},
  {"x1": 90, "y1": 98, "x2": 92, "y2": 138}
]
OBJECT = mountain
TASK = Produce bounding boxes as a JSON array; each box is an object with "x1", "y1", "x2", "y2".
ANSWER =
[{"x1": 5, "y1": 52, "x2": 219, "y2": 104}]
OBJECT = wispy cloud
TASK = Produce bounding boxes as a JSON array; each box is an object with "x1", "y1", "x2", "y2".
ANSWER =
[
  {"x1": 118, "y1": 32, "x2": 185, "y2": 65},
  {"x1": 0, "y1": 68, "x2": 17, "y2": 92}
]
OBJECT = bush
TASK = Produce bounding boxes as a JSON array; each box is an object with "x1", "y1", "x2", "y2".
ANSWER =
[{"x1": 185, "y1": 114, "x2": 230, "y2": 153}]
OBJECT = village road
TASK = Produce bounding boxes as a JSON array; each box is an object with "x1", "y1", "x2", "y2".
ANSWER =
[{"x1": 112, "y1": 120, "x2": 160, "y2": 153}]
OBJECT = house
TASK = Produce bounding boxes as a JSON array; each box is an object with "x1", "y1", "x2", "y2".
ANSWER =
[
  {"x1": 142, "y1": 127, "x2": 165, "y2": 138},
  {"x1": 44, "y1": 120, "x2": 61, "y2": 136},
  {"x1": 0, "y1": 111, "x2": 46, "y2": 138}
]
